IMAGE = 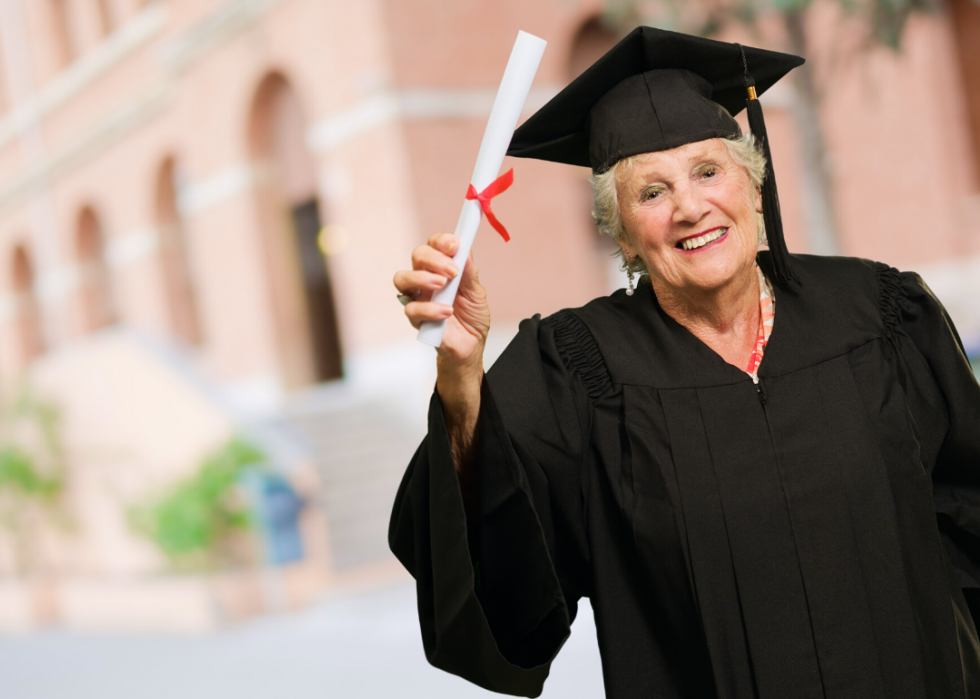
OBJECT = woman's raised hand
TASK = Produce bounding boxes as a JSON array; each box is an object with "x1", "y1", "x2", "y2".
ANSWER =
[
  {"x1": 396, "y1": 234, "x2": 488, "y2": 462},
  {"x1": 394, "y1": 233, "x2": 490, "y2": 372}
]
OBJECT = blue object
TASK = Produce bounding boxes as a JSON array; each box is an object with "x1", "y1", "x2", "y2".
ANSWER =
[
  {"x1": 961, "y1": 333, "x2": 980, "y2": 380},
  {"x1": 242, "y1": 470, "x2": 305, "y2": 565}
]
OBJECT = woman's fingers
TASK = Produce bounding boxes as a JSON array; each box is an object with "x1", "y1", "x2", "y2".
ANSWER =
[
  {"x1": 427, "y1": 233, "x2": 459, "y2": 257},
  {"x1": 396, "y1": 233, "x2": 476, "y2": 332},
  {"x1": 411, "y1": 243, "x2": 459, "y2": 278},
  {"x1": 414, "y1": 233, "x2": 460, "y2": 274},
  {"x1": 393, "y1": 269, "x2": 450, "y2": 296},
  {"x1": 403, "y1": 300, "x2": 453, "y2": 329}
]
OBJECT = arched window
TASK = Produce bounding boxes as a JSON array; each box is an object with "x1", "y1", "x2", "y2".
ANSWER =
[
  {"x1": 0, "y1": 39, "x2": 8, "y2": 114},
  {"x1": 49, "y1": 0, "x2": 76, "y2": 68},
  {"x1": 10, "y1": 245, "x2": 45, "y2": 364},
  {"x1": 569, "y1": 16, "x2": 619, "y2": 80},
  {"x1": 248, "y1": 72, "x2": 343, "y2": 386},
  {"x1": 950, "y1": 0, "x2": 980, "y2": 185},
  {"x1": 569, "y1": 17, "x2": 623, "y2": 292},
  {"x1": 95, "y1": 0, "x2": 115, "y2": 37},
  {"x1": 155, "y1": 156, "x2": 203, "y2": 346},
  {"x1": 75, "y1": 206, "x2": 115, "y2": 333}
]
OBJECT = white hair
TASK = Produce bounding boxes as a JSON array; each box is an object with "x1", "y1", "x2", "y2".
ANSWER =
[{"x1": 590, "y1": 133, "x2": 767, "y2": 278}]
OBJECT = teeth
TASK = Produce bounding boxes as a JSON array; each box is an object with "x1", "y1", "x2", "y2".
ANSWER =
[{"x1": 682, "y1": 228, "x2": 727, "y2": 250}]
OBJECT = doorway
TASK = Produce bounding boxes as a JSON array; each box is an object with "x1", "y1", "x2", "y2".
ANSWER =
[{"x1": 249, "y1": 72, "x2": 343, "y2": 386}]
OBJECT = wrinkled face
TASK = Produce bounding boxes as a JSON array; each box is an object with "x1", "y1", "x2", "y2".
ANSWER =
[{"x1": 616, "y1": 138, "x2": 762, "y2": 296}]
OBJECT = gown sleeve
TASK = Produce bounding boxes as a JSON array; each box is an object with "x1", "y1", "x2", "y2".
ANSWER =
[
  {"x1": 388, "y1": 313, "x2": 594, "y2": 698},
  {"x1": 880, "y1": 266, "x2": 980, "y2": 612}
]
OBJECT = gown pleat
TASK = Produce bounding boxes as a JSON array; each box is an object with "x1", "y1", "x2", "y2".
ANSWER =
[
  {"x1": 653, "y1": 387, "x2": 756, "y2": 699},
  {"x1": 815, "y1": 353, "x2": 926, "y2": 698}
]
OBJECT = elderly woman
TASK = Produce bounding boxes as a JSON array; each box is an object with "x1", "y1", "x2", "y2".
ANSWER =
[{"x1": 389, "y1": 27, "x2": 980, "y2": 699}]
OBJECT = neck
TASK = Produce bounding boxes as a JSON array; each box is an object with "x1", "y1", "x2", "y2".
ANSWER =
[{"x1": 651, "y1": 264, "x2": 761, "y2": 368}]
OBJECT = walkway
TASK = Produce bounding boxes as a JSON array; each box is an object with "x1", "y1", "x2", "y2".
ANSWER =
[{"x1": 0, "y1": 582, "x2": 605, "y2": 698}]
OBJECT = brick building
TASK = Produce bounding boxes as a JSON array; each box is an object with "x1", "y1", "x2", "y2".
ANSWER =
[{"x1": 0, "y1": 0, "x2": 977, "y2": 629}]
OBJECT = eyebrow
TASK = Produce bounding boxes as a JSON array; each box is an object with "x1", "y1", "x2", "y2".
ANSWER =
[
  {"x1": 684, "y1": 146, "x2": 722, "y2": 167},
  {"x1": 633, "y1": 149, "x2": 722, "y2": 186}
]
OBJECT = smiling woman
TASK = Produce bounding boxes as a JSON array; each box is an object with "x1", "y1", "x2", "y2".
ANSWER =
[
  {"x1": 591, "y1": 134, "x2": 765, "y2": 262},
  {"x1": 612, "y1": 138, "x2": 766, "y2": 368},
  {"x1": 390, "y1": 26, "x2": 980, "y2": 699}
]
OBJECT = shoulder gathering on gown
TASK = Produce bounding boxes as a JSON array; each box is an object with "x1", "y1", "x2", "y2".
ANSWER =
[{"x1": 389, "y1": 252, "x2": 980, "y2": 699}]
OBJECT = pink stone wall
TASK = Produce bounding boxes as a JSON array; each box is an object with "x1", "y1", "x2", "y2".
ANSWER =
[
  {"x1": 0, "y1": 0, "x2": 978, "y2": 621},
  {"x1": 1, "y1": 0, "x2": 977, "y2": 390}
]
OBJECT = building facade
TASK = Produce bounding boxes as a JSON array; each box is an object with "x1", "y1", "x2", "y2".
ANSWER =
[{"x1": 0, "y1": 0, "x2": 977, "y2": 629}]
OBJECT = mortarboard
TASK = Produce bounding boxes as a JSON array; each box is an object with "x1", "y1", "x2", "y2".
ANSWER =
[{"x1": 507, "y1": 26, "x2": 805, "y2": 287}]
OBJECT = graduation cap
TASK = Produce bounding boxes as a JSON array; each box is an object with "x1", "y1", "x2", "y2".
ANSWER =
[{"x1": 507, "y1": 26, "x2": 805, "y2": 287}]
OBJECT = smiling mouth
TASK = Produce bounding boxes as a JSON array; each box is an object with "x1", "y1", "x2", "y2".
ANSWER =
[{"x1": 677, "y1": 227, "x2": 728, "y2": 251}]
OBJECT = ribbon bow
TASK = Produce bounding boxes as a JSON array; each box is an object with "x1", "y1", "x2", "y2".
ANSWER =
[{"x1": 466, "y1": 168, "x2": 515, "y2": 242}]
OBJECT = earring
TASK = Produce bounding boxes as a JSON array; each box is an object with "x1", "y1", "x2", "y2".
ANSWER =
[{"x1": 625, "y1": 253, "x2": 636, "y2": 296}]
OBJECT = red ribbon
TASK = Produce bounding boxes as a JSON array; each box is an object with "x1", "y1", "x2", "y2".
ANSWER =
[{"x1": 466, "y1": 168, "x2": 514, "y2": 242}]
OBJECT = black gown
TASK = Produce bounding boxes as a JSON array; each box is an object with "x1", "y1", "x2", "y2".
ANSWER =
[{"x1": 388, "y1": 252, "x2": 980, "y2": 699}]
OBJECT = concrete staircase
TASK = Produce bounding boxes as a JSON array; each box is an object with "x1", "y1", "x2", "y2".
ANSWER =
[
  {"x1": 270, "y1": 328, "x2": 521, "y2": 576},
  {"x1": 278, "y1": 389, "x2": 427, "y2": 572}
]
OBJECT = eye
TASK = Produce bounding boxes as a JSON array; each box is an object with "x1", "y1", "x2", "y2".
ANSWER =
[
  {"x1": 641, "y1": 187, "x2": 664, "y2": 202},
  {"x1": 697, "y1": 164, "x2": 720, "y2": 180}
]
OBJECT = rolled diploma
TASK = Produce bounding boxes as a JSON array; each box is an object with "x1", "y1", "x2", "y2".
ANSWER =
[{"x1": 417, "y1": 30, "x2": 547, "y2": 347}]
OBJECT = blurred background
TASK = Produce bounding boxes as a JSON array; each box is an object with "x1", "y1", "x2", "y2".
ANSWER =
[{"x1": 0, "y1": 0, "x2": 977, "y2": 696}]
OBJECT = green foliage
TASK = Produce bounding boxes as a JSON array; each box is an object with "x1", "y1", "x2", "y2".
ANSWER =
[
  {"x1": 863, "y1": 0, "x2": 939, "y2": 49},
  {"x1": 0, "y1": 387, "x2": 65, "y2": 504},
  {"x1": 0, "y1": 386, "x2": 66, "y2": 575},
  {"x1": 604, "y1": 0, "x2": 937, "y2": 52},
  {"x1": 0, "y1": 446, "x2": 60, "y2": 498},
  {"x1": 769, "y1": 0, "x2": 810, "y2": 11},
  {"x1": 130, "y1": 437, "x2": 266, "y2": 570}
]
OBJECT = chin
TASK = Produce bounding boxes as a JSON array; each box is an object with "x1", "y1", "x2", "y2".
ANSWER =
[{"x1": 684, "y1": 258, "x2": 746, "y2": 291}]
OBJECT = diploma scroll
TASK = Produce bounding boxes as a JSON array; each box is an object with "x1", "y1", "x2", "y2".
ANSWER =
[{"x1": 417, "y1": 31, "x2": 547, "y2": 347}]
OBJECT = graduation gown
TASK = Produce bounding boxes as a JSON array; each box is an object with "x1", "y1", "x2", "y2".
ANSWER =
[{"x1": 388, "y1": 252, "x2": 980, "y2": 699}]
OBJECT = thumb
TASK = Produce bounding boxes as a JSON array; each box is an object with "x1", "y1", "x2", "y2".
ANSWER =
[{"x1": 460, "y1": 252, "x2": 479, "y2": 285}]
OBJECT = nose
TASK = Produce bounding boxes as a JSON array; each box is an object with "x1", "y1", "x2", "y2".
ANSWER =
[{"x1": 672, "y1": 181, "x2": 710, "y2": 225}]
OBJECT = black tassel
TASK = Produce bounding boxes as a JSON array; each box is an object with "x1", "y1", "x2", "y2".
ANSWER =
[{"x1": 738, "y1": 46, "x2": 799, "y2": 288}]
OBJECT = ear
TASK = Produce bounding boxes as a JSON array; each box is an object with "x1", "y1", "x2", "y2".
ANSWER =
[
  {"x1": 619, "y1": 242, "x2": 636, "y2": 261},
  {"x1": 754, "y1": 186, "x2": 763, "y2": 214}
]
